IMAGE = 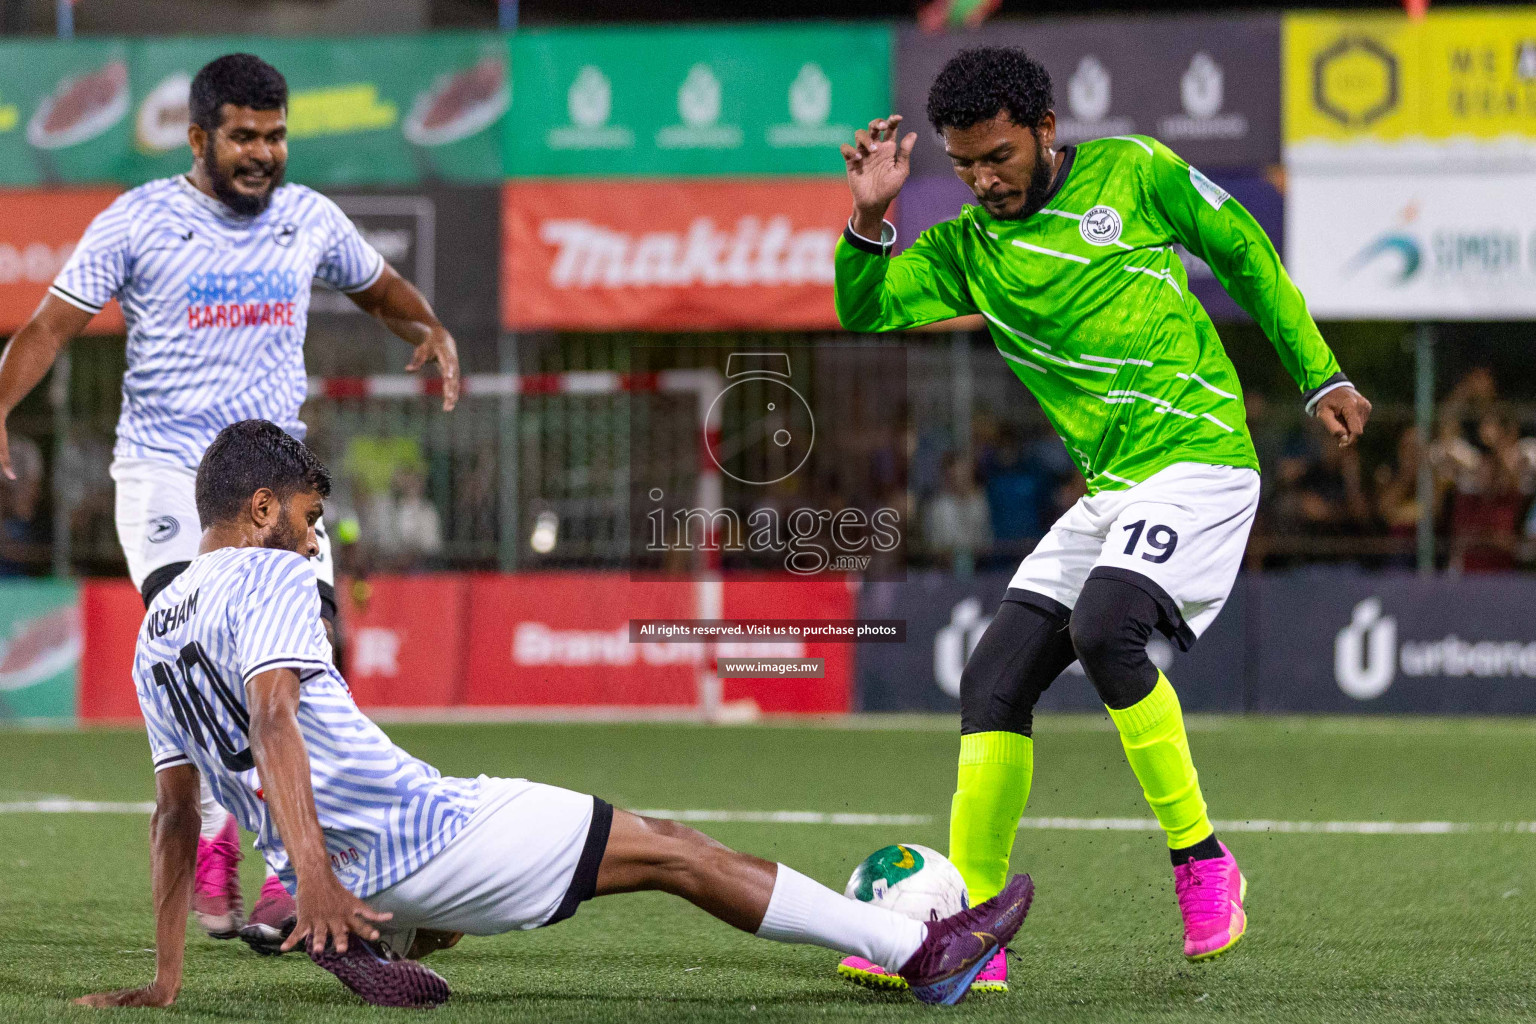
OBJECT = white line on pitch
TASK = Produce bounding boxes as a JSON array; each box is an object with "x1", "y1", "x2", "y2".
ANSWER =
[
  {"x1": 633, "y1": 809, "x2": 934, "y2": 826},
  {"x1": 0, "y1": 799, "x2": 156, "y2": 813},
  {"x1": 3, "y1": 801, "x2": 1534, "y2": 836},
  {"x1": 1018, "y1": 816, "x2": 1536, "y2": 835},
  {"x1": 0, "y1": 800, "x2": 933, "y2": 825}
]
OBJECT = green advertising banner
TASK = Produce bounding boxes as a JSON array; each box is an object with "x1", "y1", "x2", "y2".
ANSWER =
[
  {"x1": 130, "y1": 32, "x2": 506, "y2": 186},
  {"x1": 0, "y1": 33, "x2": 505, "y2": 188},
  {"x1": 507, "y1": 23, "x2": 892, "y2": 177},
  {"x1": 0, "y1": 38, "x2": 133, "y2": 185},
  {"x1": 0, "y1": 581, "x2": 79, "y2": 722}
]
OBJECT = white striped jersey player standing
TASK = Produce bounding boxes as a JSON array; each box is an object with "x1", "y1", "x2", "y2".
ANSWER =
[{"x1": 0, "y1": 53, "x2": 460, "y2": 953}]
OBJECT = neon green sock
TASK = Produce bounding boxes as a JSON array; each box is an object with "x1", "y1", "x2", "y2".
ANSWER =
[
  {"x1": 948, "y1": 731, "x2": 1033, "y2": 904},
  {"x1": 1106, "y1": 672, "x2": 1213, "y2": 850}
]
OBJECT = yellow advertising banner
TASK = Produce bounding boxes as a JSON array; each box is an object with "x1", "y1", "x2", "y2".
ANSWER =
[{"x1": 1285, "y1": 9, "x2": 1536, "y2": 167}]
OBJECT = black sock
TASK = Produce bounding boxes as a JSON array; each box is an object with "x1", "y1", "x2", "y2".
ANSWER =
[{"x1": 1170, "y1": 833, "x2": 1223, "y2": 865}]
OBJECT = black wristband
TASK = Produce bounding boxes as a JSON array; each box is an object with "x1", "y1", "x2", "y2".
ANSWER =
[{"x1": 842, "y1": 218, "x2": 895, "y2": 257}]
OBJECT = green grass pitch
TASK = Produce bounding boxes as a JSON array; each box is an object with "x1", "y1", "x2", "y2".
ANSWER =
[{"x1": 1, "y1": 715, "x2": 1533, "y2": 1022}]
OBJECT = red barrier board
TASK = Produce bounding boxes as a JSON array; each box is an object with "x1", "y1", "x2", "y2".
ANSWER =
[
  {"x1": 462, "y1": 572, "x2": 701, "y2": 707},
  {"x1": 79, "y1": 578, "x2": 144, "y2": 722},
  {"x1": 341, "y1": 575, "x2": 467, "y2": 708},
  {"x1": 719, "y1": 575, "x2": 853, "y2": 713},
  {"x1": 75, "y1": 571, "x2": 854, "y2": 718},
  {"x1": 0, "y1": 189, "x2": 124, "y2": 334}
]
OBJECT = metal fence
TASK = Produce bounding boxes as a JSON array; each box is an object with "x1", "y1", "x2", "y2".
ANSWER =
[{"x1": 13, "y1": 331, "x2": 1527, "y2": 578}]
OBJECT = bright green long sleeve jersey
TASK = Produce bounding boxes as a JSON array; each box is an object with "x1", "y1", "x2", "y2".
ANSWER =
[{"x1": 835, "y1": 135, "x2": 1347, "y2": 494}]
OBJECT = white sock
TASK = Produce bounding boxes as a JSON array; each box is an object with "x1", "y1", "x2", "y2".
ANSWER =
[
  {"x1": 755, "y1": 864, "x2": 926, "y2": 971},
  {"x1": 197, "y1": 774, "x2": 230, "y2": 842}
]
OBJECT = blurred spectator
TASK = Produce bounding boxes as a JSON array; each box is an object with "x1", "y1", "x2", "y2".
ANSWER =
[
  {"x1": 923, "y1": 453, "x2": 992, "y2": 566},
  {"x1": 1374, "y1": 425, "x2": 1423, "y2": 549},
  {"x1": 1449, "y1": 412, "x2": 1528, "y2": 572},
  {"x1": 909, "y1": 424, "x2": 951, "y2": 503},
  {"x1": 0, "y1": 436, "x2": 45, "y2": 575},
  {"x1": 1444, "y1": 366, "x2": 1499, "y2": 421},
  {"x1": 1269, "y1": 422, "x2": 1373, "y2": 553},
  {"x1": 59, "y1": 434, "x2": 115, "y2": 560},
  {"x1": 1245, "y1": 391, "x2": 1284, "y2": 500},
  {"x1": 978, "y1": 424, "x2": 1050, "y2": 545},
  {"x1": 1427, "y1": 408, "x2": 1484, "y2": 497},
  {"x1": 387, "y1": 468, "x2": 444, "y2": 564},
  {"x1": 332, "y1": 435, "x2": 443, "y2": 572}
]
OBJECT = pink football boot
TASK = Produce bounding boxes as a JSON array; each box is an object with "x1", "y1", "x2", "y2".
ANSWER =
[
  {"x1": 192, "y1": 815, "x2": 244, "y2": 939},
  {"x1": 1175, "y1": 841, "x2": 1248, "y2": 961},
  {"x1": 838, "y1": 948, "x2": 1008, "y2": 992},
  {"x1": 240, "y1": 874, "x2": 298, "y2": 955}
]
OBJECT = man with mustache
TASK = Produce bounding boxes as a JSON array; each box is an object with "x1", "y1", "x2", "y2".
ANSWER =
[
  {"x1": 0, "y1": 53, "x2": 460, "y2": 955},
  {"x1": 833, "y1": 47, "x2": 1372, "y2": 992}
]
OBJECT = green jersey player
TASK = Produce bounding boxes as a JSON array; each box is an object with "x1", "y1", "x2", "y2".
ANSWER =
[{"x1": 832, "y1": 48, "x2": 1372, "y2": 991}]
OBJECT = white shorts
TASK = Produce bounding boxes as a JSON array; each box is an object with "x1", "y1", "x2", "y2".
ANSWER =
[
  {"x1": 1008, "y1": 462, "x2": 1259, "y2": 647},
  {"x1": 366, "y1": 777, "x2": 610, "y2": 951},
  {"x1": 111, "y1": 457, "x2": 334, "y2": 593}
]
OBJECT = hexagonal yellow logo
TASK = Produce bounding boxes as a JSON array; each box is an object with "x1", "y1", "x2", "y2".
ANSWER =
[{"x1": 1313, "y1": 36, "x2": 1399, "y2": 127}]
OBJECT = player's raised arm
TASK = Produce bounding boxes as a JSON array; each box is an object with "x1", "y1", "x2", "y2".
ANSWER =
[
  {"x1": 0, "y1": 296, "x2": 93, "y2": 479},
  {"x1": 246, "y1": 665, "x2": 392, "y2": 955},
  {"x1": 346, "y1": 264, "x2": 460, "y2": 412},
  {"x1": 834, "y1": 116, "x2": 978, "y2": 332},
  {"x1": 1142, "y1": 139, "x2": 1371, "y2": 445},
  {"x1": 75, "y1": 764, "x2": 201, "y2": 1009},
  {"x1": 0, "y1": 186, "x2": 129, "y2": 478}
]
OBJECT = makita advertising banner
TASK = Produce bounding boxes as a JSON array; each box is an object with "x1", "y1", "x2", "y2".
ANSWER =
[
  {"x1": 0, "y1": 188, "x2": 124, "y2": 334},
  {"x1": 1284, "y1": 10, "x2": 1536, "y2": 172},
  {"x1": 501, "y1": 179, "x2": 848, "y2": 330},
  {"x1": 895, "y1": 15, "x2": 1281, "y2": 176},
  {"x1": 894, "y1": 169, "x2": 1283, "y2": 324},
  {"x1": 507, "y1": 24, "x2": 891, "y2": 178},
  {"x1": 309, "y1": 186, "x2": 500, "y2": 369},
  {"x1": 1288, "y1": 172, "x2": 1536, "y2": 320}
]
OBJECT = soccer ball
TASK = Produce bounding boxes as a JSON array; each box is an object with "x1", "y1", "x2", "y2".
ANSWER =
[{"x1": 844, "y1": 844, "x2": 969, "y2": 923}]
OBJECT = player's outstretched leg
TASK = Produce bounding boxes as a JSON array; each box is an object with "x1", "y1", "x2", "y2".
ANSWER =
[
  {"x1": 1070, "y1": 573, "x2": 1247, "y2": 961},
  {"x1": 193, "y1": 776, "x2": 243, "y2": 939},
  {"x1": 596, "y1": 810, "x2": 1034, "y2": 1005}
]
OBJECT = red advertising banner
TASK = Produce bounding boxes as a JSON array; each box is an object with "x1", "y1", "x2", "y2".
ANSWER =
[
  {"x1": 0, "y1": 189, "x2": 124, "y2": 334},
  {"x1": 463, "y1": 572, "x2": 701, "y2": 707},
  {"x1": 341, "y1": 575, "x2": 469, "y2": 708},
  {"x1": 501, "y1": 179, "x2": 850, "y2": 331},
  {"x1": 75, "y1": 571, "x2": 854, "y2": 719},
  {"x1": 79, "y1": 579, "x2": 143, "y2": 721},
  {"x1": 721, "y1": 575, "x2": 854, "y2": 714}
]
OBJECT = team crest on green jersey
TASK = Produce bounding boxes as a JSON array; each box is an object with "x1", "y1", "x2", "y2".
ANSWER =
[{"x1": 1080, "y1": 205, "x2": 1123, "y2": 245}]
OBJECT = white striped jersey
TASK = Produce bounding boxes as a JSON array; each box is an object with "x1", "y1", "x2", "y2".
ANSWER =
[
  {"x1": 51, "y1": 176, "x2": 384, "y2": 470},
  {"x1": 134, "y1": 545, "x2": 478, "y2": 897}
]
